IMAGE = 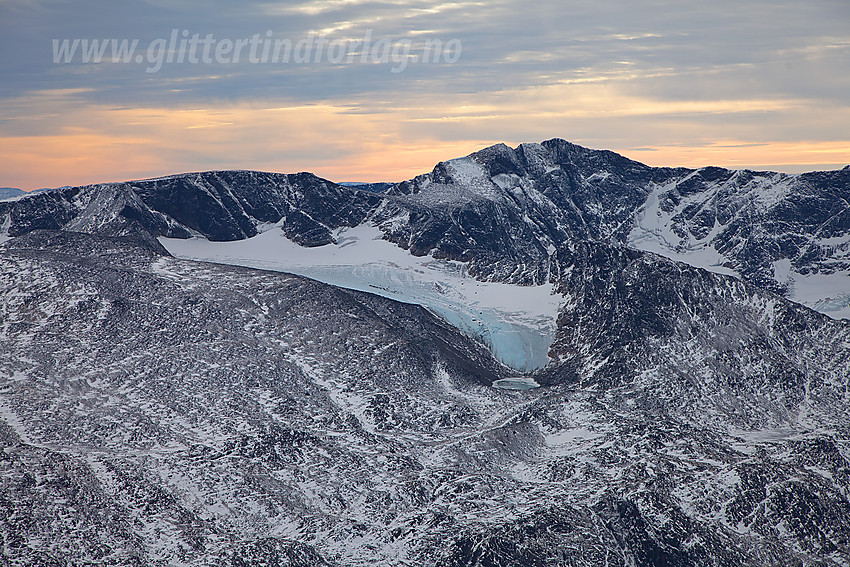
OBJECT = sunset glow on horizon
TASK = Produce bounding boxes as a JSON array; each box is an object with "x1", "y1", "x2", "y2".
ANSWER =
[{"x1": 2, "y1": 1, "x2": 848, "y2": 190}]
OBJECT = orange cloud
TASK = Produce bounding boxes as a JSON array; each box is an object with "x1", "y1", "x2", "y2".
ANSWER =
[
  {"x1": 616, "y1": 140, "x2": 850, "y2": 171},
  {"x1": 1, "y1": 81, "x2": 848, "y2": 190}
]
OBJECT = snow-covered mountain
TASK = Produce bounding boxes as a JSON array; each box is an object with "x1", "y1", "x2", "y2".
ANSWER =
[
  {"x1": 628, "y1": 166, "x2": 850, "y2": 319},
  {"x1": 0, "y1": 188, "x2": 24, "y2": 201},
  {"x1": 1, "y1": 140, "x2": 849, "y2": 565},
  {"x1": 2, "y1": 140, "x2": 847, "y2": 316}
]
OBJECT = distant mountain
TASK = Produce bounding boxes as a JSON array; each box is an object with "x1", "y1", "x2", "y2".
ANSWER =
[
  {"x1": 1, "y1": 141, "x2": 849, "y2": 565},
  {"x1": 338, "y1": 181, "x2": 394, "y2": 192},
  {"x1": 0, "y1": 186, "x2": 74, "y2": 201},
  {"x1": 0, "y1": 187, "x2": 24, "y2": 200}
]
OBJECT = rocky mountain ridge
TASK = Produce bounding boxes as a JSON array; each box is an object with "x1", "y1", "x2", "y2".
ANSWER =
[{"x1": 2, "y1": 140, "x2": 847, "y2": 314}]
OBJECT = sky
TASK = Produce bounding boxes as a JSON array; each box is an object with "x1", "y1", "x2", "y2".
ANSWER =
[{"x1": 1, "y1": 0, "x2": 849, "y2": 190}]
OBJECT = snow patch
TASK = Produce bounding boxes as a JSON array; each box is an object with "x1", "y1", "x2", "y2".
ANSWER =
[
  {"x1": 775, "y1": 260, "x2": 850, "y2": 320},
  {"x1": 544, "y1": 428, "x2": 602, "y2": 446},
  {"x1": 628, "y1": 181, "x2": 738, "y2": 277}
]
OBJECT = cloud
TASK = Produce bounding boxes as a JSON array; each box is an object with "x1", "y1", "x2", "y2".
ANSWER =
[{"x1": 1, "y1": 0, "x2": 849, "y2": 188}]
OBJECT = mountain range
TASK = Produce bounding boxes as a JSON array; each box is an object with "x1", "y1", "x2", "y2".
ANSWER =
[{"x1": 1, "y1": 139, "x2": 848, "y2": 566}]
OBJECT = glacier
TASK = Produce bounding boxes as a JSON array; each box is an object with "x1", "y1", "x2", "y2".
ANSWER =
[{"x1": 160, "y1": 224, "x2": 563, "y2": 372}]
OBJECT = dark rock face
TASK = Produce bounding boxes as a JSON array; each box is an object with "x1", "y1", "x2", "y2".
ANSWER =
[
  {"x1": 339, "y1": 182, "x2": 394, "y2": 193},
  {"x1": 373, "y1": 140, "x2": 666, "y2": 284},
  {"x1": 543, "y1": 239, "x2": 850, "y2": 430},
  {"x1": 0, "y1": 171, "x2": 382, "y2": 243},
  {"x1": 435, "y1": 500, "x2": 760, "y2": 567},
  {"x1": 637, "y1": 166, "x2": 850, "y2": 294},
  {"x1": 0, "y1": 140, "x2": 849, "y2": 565}
]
